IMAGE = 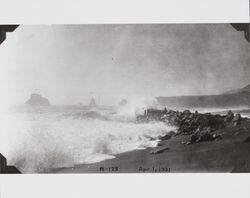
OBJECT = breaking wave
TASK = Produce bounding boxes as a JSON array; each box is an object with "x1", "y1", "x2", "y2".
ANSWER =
[{"x1": 0, "y1": 98, "x2": 175, "y2": 173}]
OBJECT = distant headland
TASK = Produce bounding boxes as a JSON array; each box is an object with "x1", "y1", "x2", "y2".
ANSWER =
[{"x1": 157, "y1": 84, "x2": 250, "y2": 109}]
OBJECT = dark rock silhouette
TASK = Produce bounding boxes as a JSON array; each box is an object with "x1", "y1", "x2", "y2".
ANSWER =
[
  {"x1": 119, "y1": 99, "x2": 128, "y2": 106},
  {"x1": 224, "y1": 110, "x2": 234, "y2": 122},
  {"x1": 150, "y1": 146, "x2": 169, "y2": 154},
  {"x1": 25, "y1": 94, "x2": 50, "y2": 106},
  {"x1": 232, "y1": 113, "x2": 242, "y2": 122},
  {"x1": 159, "y1": 134, "x2": 171, "y2": 141},
  {"x1": 89, "y1": 98, "x2": 97, "y2": 106}
]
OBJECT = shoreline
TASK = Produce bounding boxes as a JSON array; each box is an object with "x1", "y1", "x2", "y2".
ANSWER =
[{"x1": 52, "y1": 120, "x2": 250, "y2": 173}]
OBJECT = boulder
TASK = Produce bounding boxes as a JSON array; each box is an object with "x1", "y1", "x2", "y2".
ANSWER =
[
  {"x1": 150, "y1": 147, "x2": 169, "y2": 154},
  {"x1": 183, "y1": 110, "x2": 191, "y2": 115},
  {"x1": 232, "y1": 114, "x2": 242, "y2": 122},
  {"x1": 190, "y1": 132, "x2": 199, "y2": 143},
  {"x1": 206, "y1": 126, "x2": 212, "y2": 133},
  {"x1": 185, "y1": 130, "x2": 220, "y2": 145},
  {"x1": 159, "y1": 134, "x2": 171, "y2": 141},
  {"x1": 168, "y1": 131, "x2": 176, "y2": 137},
  {"x1": 234, "y1": 122, "x2": 239, "y2": 126},
  {"x1": 200, "y1": 131, "x2": 214, "y2": 141},
  {"x1": 119, "y1": 99, "x2": 128, "y2": 106},
  {"x1": 224, "y1": 110, "x2": 234, "y2": 122},
  {"x1": 189, "y1": 114, "x2": 195, "y2": 119},
  {"x1": 234, "y1": 131, "x2": 241, "y2": 136},
  {"x1": 212, "y1": 134, "x2": 222, "y2": 140},
  {"x1": 157, "y1": 142, "x2": 163, "y2": 147}
]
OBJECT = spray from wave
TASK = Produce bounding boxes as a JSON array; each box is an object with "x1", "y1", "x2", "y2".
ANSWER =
[
  {"x1": 0, "y1": 97, "x2": 175, "y2": 173},
  {"x1": 112, "y1": 97, "x2": 161, "y2": 121}
]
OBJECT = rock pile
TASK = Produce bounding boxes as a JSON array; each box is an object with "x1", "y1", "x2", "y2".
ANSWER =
[
  {"x1": 224, "y1": 110, "x2": 234, "y2": 122},
  {"x1": 182, "y1": 129, "x2": 222, "y2": 145},
  {"x1": 137, "y1": 108, "x2": 248, "y2": 144}
]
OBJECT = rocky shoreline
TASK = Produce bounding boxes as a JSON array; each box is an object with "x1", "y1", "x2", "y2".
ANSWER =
[
  {"x1": 53, "y1": 108, "x2": 250, "y2": 173},
  {"x1": 137, "y1": 108, "x2": 249, "y2": 145}
]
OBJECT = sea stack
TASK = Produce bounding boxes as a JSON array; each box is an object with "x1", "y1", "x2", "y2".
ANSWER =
[
  {"x1": 89, "y1": 98, "x2": 97, "y2": 107},
  {"x1": 25, "y1": 93, "x2": 50, "y2": 106},
  {"x1": 119, "y1": 99, "x2": 128, "y2": 106}
]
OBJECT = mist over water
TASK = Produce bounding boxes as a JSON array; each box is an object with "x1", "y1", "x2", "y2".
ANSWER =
[
  {"x1": 0, "y1": 24, "x2": 249, "y2": 106},
  {"x1": 0, "y1": 99, "x2": 176, "y2": 173}
]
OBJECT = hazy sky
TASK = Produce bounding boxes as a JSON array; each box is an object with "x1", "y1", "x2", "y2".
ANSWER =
[{"x1": 0, "y1": 24, "x2": 249, "y2": 105}]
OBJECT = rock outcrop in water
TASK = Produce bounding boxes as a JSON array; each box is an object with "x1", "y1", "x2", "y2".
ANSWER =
[
  {"x1": 25, "y1": 94, "x2": 50, "y2": 106},
  {"x1": 119, "y1": 99, "x2": 128, "y2": 106},
  {"x1": 89, "y1": 98, "x2": 97, "y2": 107}
]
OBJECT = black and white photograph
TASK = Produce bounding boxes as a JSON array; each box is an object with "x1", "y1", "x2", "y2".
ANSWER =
[{"x1": 0, "y1": 23, "x2": 250, "y2": 174}]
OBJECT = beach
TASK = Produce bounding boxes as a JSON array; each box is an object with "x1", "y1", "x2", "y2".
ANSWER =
[{"x1": 54, "y1": 115, "x2": 250, "y2": 173}]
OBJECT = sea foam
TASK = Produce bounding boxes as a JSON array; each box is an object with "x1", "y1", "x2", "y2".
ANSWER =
[{"x1": 0, "y1": 102, "x2": 175, "y2": 173}]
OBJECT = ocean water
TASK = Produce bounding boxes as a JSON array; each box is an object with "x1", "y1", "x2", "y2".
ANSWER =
[{"x1": 0, "y1": 104, "x2": 176, "y2": 173}]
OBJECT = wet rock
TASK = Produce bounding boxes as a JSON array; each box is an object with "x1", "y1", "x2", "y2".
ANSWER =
[
  {"x1": 136, "y1": 107, "x2": 248, "y2": 140},
  {"x1": 183, "y1": 110, "x2": 191, "y2": 115},
  {"x1": 150, "y1": 147, "x2": 169, "y2": 154},
  {"x1": 184, "y1": 130, "x2": 220, "y2": 145},
  {"x1": 206, "y1": 126, "x2": 212, "y2": 133},
  {"x1": 157, "y1": 142, "x2": 163, "y2": 147},
  {"x1": 234, "y1": 122, "x2": 239, "y2": 126},
  {"x1": 224, "y1": 110, "x2": 234, "y2": 122},
  {"x1": 159, "y1": 134, "x2": 171, "y2": 141},
  {"x1": 232, "y1": 114, "x2": 242, "y2": 122},
  {"x1": 234, "y1": 131, "x2": 241, "y2": 136},
  {"x1": 207, "y1": 117, "x2": 224, "y2": 129},
  {"x1": 168, "y1": 131, "x2": 176, "y2": 137},
  {"x1": 160, "y1": 114, "x2": 168, "y2": 120},
  {"x1": 195, "y1": 131, "x2": 214, "y2": 143},
  {"x1": 189, "y1": 114, "x2": 195, "y2": 119},
  {"x1": 213, "y1": 134, "x2": 222, "y2": 140},
  {"x1": 198, "y1": 117, "x2": 210, "y2": 128},
  {"x1": 143, "y1": 134, "x2": 156, "y2": 141},
  {"x1": 190, "y1": 132, "x2": 199, "y2": 143}
]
